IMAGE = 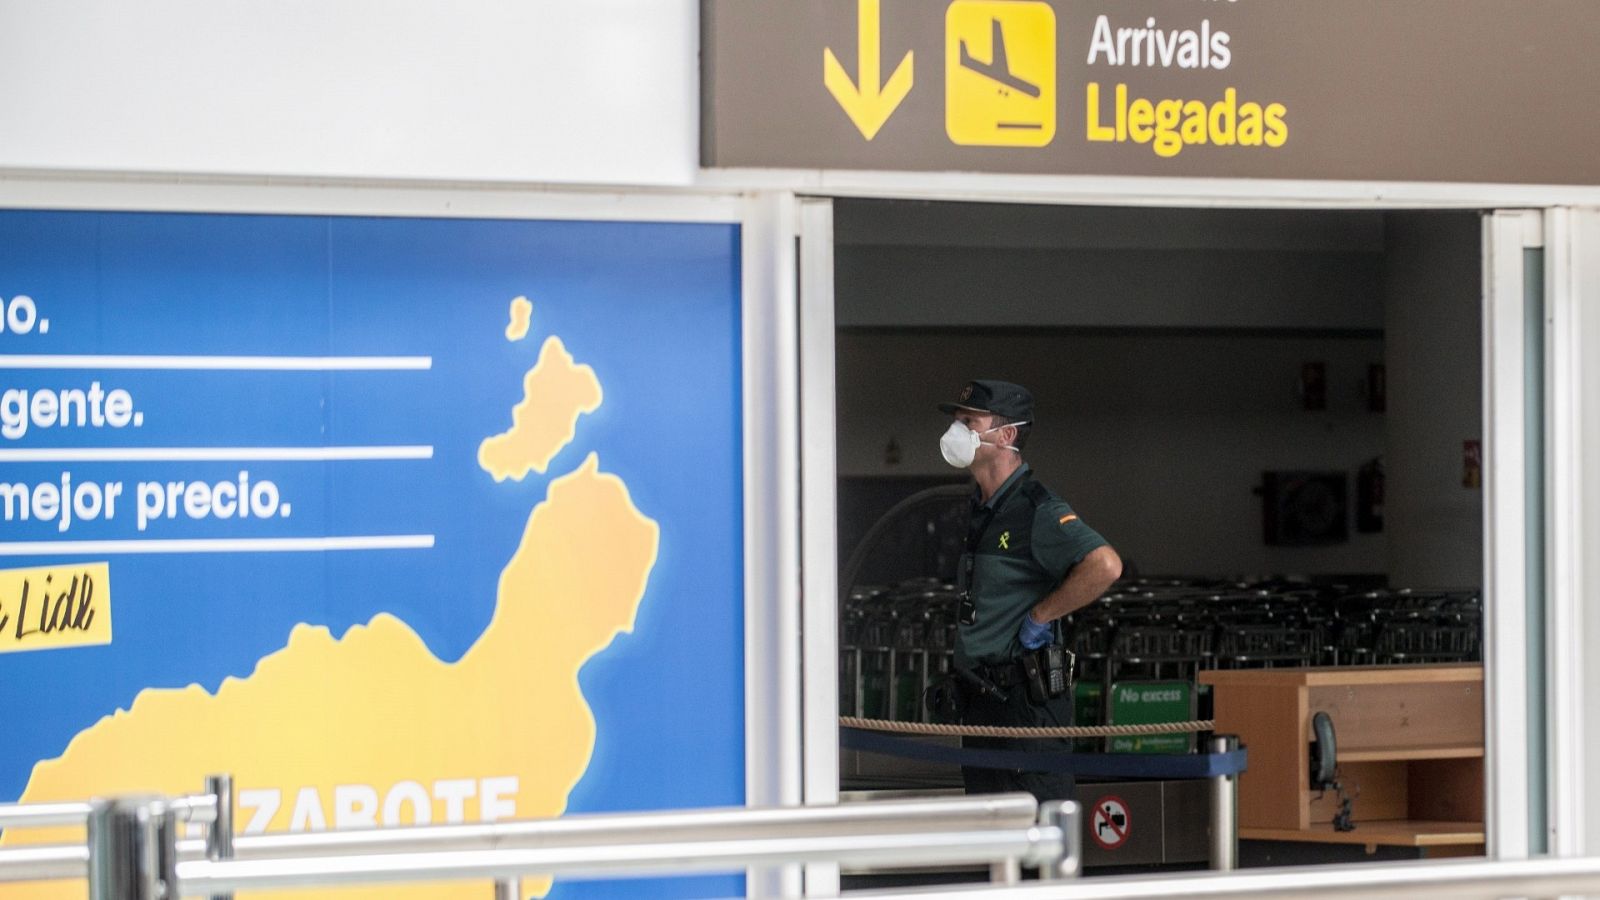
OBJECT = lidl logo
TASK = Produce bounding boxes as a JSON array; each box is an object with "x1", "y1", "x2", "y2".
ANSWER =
[{"x1": 945, "y1": 0, "x2": 1056, "y2": 147}]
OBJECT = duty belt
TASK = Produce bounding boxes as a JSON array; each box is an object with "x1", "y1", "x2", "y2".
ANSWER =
[
  {"x1": 971, "y1": 646, "x2": 1077, "y2": 701},
  {"x1": 975, "y1": 658, "x2": 1033, "y2": 689}
]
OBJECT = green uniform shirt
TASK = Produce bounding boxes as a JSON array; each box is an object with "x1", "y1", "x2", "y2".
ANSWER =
[{"x1": 957, "y1": 463, "x2": 1108, "y2": 666}]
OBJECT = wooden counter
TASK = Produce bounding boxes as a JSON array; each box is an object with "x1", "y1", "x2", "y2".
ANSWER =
[
  {"x1": 1240, "y1": 820, "x2": 1484, "y2": 847},
  {"x1": 1199, "y1": 665, "x2": 1484, "y2": 851}
]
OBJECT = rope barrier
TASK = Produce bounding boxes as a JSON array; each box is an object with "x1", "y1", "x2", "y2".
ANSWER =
[{"x1": 839, "y1": 716, "x2": 1216, "y2": 739}]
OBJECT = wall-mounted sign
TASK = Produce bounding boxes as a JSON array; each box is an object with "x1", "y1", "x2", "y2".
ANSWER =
[
  {"x1": 1089, "y1": 794, "x2": 1131, "y2": 851},
  {"x1": 703, "y1": 0, "x2": 1600, "y2": 184},
  {"x1": 0, "y1": 211, "x2": 746, "y2": 900}
]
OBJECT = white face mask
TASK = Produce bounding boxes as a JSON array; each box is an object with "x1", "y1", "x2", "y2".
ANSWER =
[{"x1": 939, "y1": 420, "x2": 1027, "y2": 469}]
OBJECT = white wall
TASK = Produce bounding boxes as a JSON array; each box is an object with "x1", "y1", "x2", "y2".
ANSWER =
[
  {"x1": 0, "y1": 1, "x2": 697, "y2": 185},
  {"x1": 1382, "y1": 212, "x2": 1484, "y2": 587},
  {"x1": 837, "y1": 330, "x2": 1388, "y2": 577}
]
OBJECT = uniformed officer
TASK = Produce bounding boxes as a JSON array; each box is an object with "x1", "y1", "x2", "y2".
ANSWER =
[{"x1": 937, "y1": 379, "x2": 1123, "y2": 801}]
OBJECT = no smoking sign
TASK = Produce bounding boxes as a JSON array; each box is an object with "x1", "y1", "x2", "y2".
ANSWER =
[{"x1": 1090, "y1": 795, "x2": 1131, "y2": 850}]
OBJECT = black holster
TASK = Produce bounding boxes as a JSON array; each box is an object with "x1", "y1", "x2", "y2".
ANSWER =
[{"x1": 1020, "y1": 646, "x2": 1073, "y2": 705}]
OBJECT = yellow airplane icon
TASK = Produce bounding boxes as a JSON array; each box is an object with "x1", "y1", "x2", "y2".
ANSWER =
[
  {"x1": 961, "y1": 18, "x2": 1040, "y2": 98},
  {"x1": 946, "y1": 1, "x2": 1056, "y2": 147}
]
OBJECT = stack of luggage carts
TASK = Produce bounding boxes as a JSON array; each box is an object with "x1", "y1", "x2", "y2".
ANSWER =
[
  {"x1": 839, "y1": 577, "x2": 1482, "y2": 724},
  {"x1": 840, "y1": 577, "x2": 961, "y2": 722}
]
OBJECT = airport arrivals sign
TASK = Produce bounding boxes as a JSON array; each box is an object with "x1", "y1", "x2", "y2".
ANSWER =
[{"x1": 702, "y1": 0, "x2": 1600, "y2": 185}]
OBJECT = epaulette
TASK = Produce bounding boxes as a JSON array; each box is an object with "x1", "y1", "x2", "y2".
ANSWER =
[{"x1": 1021, "y1": 478, "x2": 1051, "y2": 507}]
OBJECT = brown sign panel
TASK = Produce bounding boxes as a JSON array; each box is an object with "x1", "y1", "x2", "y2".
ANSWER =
[{"x1": 703, "y1": 0, "x2": 1600, "y2": 184}]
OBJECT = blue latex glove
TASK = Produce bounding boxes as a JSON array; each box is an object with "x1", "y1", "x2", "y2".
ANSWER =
[{"x1": 1018, "y1": 611, "x2": 1053, "y2": 649}]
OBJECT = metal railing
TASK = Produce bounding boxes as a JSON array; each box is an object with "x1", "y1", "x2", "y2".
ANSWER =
[
  {"x1": 0, "y1": 777, "x2": 1079, "y2": 897},
  {"x1": 0, "y1": 794, "x2": 218, "y2": 830},
  {"x1": 15, "y1": 772, "x2": 1600, "y2": 900}
]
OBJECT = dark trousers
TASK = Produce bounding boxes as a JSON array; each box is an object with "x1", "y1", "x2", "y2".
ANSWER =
[{"x1": 960, "y1": 683, "x2": 1076, "y2": 803}]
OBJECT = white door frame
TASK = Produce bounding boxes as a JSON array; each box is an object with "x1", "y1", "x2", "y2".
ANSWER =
[
  {"x1": 1546, "y1": 208, "x2": 1600, "y2": 858},
  {"x1": 793, "y1": 201, "x2": 1570, "y2": 878},
  {"x1": 777, "y1": 197, "x2": 1589, "y2": 880},
  {"x1": 742, "y1": 191, "x2": 807, "y2": 899},
  {"x1": 796, "y1": 197, "x2": 841, "y2": 896},
  {"x1": 1482, "y1": 210, "x2": 1543, "y2": 859}
]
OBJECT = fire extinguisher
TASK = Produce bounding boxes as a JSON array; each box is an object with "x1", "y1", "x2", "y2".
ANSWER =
[{"x1": 1357, "y1": 456, "x2": 1384, "y2": 533}]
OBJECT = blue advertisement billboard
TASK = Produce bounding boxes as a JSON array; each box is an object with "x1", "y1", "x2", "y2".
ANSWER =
[{"x1": 0, "y1": 210, "x2": 746, "y2": 899}]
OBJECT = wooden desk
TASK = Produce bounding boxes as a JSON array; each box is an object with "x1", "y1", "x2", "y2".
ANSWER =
[
  {"x1": 1240, "y1": 820, "x2": 1485, "y2": 853},
  {"x1": 1199, "y1": 665, "x2": 1484, "y2": 851}
]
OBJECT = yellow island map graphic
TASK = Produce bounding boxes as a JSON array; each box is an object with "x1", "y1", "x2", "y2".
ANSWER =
[{"x1": 3, "y1": 301, "x2": 654, "y2": 899}]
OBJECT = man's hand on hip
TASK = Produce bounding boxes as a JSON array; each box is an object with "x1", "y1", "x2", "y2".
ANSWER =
[{"x1": 1019, "y1": 610, "x2": 1053, "y2": 649}]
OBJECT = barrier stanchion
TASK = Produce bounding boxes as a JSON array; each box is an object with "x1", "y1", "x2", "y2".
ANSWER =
[
  {"x1": 205, "y1": 774, "x2": 235, "y2": 900},
  {"x1": 989, "y1": 856, "x2": 1021, "y2": 884},
  {"x1": 87, "y1": 796, "x2": 179, "y2": 900},
  {"x1": 1209, "y1": 734, "x2": 1241, "y2": 871},
  {"x1": 1036, "y1": 800, "x2": 1081, "y2": 881}
]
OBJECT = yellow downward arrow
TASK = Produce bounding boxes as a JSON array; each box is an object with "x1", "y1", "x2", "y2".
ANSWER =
[{"x1": 823, "y1": 0, "x2": 914, "y2": 141}]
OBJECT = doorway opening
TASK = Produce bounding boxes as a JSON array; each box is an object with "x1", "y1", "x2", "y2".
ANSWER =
[{"x1": 828, "y1": 200, "x2": 1515, "y2": 879}]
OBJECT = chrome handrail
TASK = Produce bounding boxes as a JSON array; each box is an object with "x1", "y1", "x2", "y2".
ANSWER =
[
  {"x1": 210, "y1": 791, "x2": 1042, "y2": 858},
  {"x1": 0, "y1": 791, "x2": 1063, "y2": 889},
  {"x1": 0, "y1": 844, "x2": 85, "y2": 883},
  {"x1": 0, "y1": 793, "x2": 217, "y2": 830},
  {"x1": 176, "y1": 825, "x2": 1068, "y2": 894}
]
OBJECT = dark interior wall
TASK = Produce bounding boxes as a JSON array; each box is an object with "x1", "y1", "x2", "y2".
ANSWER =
[
  {"x1": 1382, "y1": 212, "x2": 1484, "y2": 588},
  {"x1": 834, "y1": 203, "x2": 1386, "y2": 331},
  {"x1": 835, "y1": 329, "x2": 1387, "y2": 577},
  {"x1": 837, "y1": 246, "x2": 1384, "y2": 330},
  {"x1": 831, "y1": 203, "x2": 1479, "y2": 582}
]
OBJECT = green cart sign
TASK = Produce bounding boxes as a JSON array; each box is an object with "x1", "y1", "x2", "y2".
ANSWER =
[{"x1": 1108, "y1": 680, "x2": 1194, "y2": 754}]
